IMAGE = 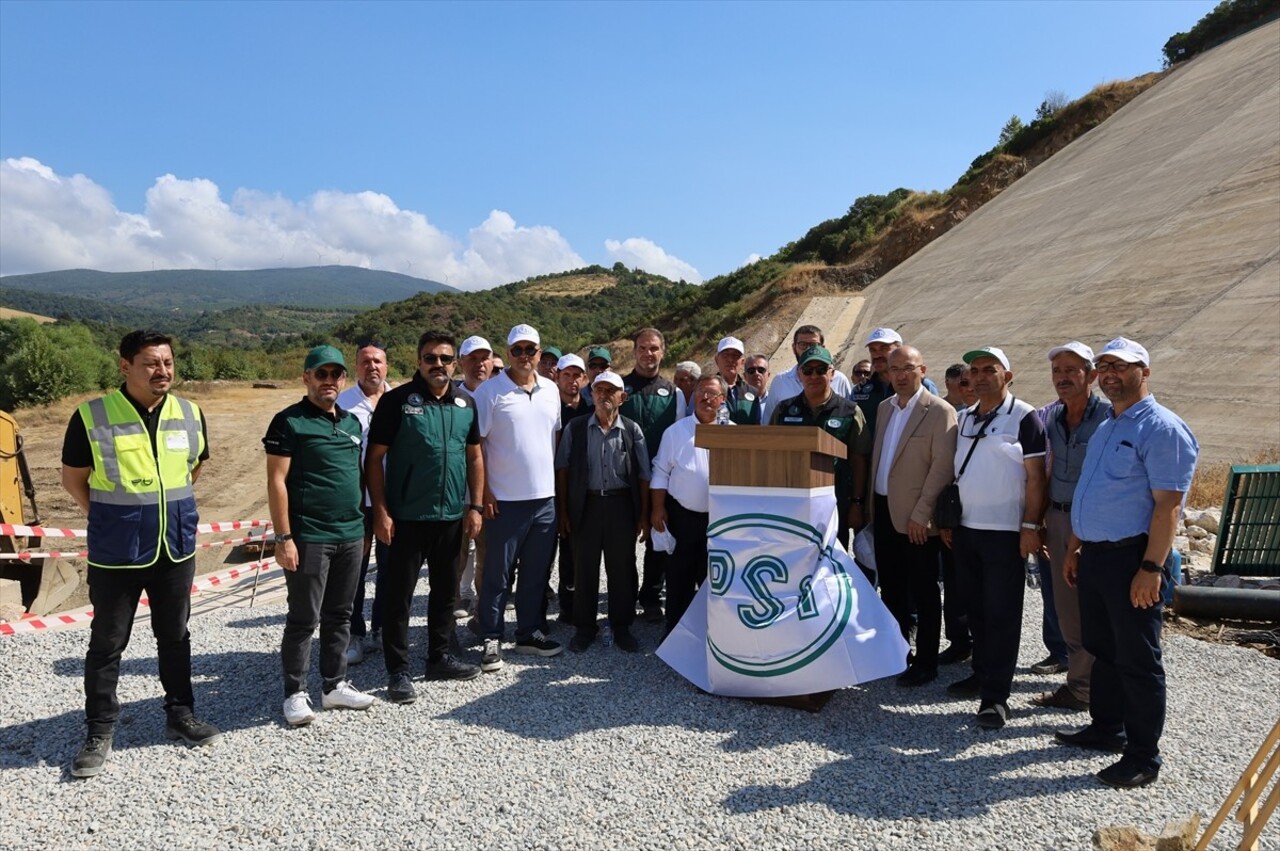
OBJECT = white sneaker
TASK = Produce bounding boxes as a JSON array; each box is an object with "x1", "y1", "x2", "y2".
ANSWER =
[
  {"x1": 321, "y1": 680, "x2": 375, "y2": 711},
  {"x1": 346, "y1": 637, "x2": 365, "y2": 666},
  {"x1": 283, "y1": 691, "x2": 316, "y2": 726}
]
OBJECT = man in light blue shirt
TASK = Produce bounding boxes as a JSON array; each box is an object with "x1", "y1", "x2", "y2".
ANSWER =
[{"x1": 1055, "y1": 337, "x2": 1198, "y2": 790}]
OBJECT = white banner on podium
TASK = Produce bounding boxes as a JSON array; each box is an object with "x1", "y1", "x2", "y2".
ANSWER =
[{"x1": 657, "y1": 485, "x2": 908, "y2": 697}]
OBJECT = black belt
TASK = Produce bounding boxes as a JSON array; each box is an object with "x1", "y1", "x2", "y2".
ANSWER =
[
  {"x1": 1080, "y1": 534, "x2": 1147, "y2": 551},
  {"x1": 588, "y1": 488, "x2": 630, "y2": 498},
  {"x1": 1049, "y1": 499, "x2": 1072, "y2": 513}
]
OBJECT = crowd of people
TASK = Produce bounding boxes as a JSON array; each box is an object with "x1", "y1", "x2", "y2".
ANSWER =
[{"x1": 61, "y1": 322, "x2": 1198, "y2": 793}]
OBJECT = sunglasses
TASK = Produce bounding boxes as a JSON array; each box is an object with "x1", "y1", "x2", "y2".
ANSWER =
[
  {"x1": 853, "y1": 370, "x2": 872, "y2": 378},
  {"x1": 800, "y1": 364, "x2": 830, "y2": 376},
  {"x1": 509, "y1": 345, "x2": 539, "y2": 358},
  {"x1": 588, "y1": 361, "x2": 609, "y2": 370},
  {"x1": 745, "y1": 366, "x2": 768, "y2": 375},
  {"x1": 420, "y1": 354, "x2": 456, "y2": 366},
  {"x1": 958, "y1": 379, "x2": 971, "y2": 387},
  {"x1": 311, "y1": 367, "x2": 346, "y2": 381},
  {"x1": 696, "y1": 391, "x2": 725, "y2": 401}
]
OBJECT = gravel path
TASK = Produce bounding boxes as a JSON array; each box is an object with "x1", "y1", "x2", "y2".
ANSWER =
[{"x1": 2, "y1": 566, "x2": 1276, "y2": 851}]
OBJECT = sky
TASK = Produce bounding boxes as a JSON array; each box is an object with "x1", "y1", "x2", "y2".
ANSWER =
[{"x1": 0, "y1": 0, "x2": 1217, "y2": 290}]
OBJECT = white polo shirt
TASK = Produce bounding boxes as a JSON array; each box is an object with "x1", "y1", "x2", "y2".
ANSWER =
[
  {"x1": 954, "y1": 394, "x2": 1047, "y2": 532},
  {"x1": 337, "y1": 381, "x2": 391, "y2": 506},
  {"x1": 768, "y1": 365, "x2": 855, "y2": 405},
  {"x1": 471, "y1": 369, "x2": 561, "y2": 501},
  {"x1": 651, "y1": 414, "x2": 732, "y2": 513}
]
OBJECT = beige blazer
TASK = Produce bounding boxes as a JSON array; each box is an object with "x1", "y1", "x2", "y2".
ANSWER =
[{"x1": 868, "y1": 390, "x2": 958, "y2": 535}]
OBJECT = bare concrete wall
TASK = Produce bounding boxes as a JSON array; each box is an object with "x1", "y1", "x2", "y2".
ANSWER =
[{"x1": 835, "y1": 21, "x2": 1280, "y2": 463}]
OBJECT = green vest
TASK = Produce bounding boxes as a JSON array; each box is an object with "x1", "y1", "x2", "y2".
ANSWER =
[
  {"x1": 385, "y1": 386, "x2": 475, "y2": 522},
  {"x1": 620, "y1": 371, "x2": 679, "y2": 466},
  {"x1": 80, "y1": 390, "x2": 204, "y2": 568}
]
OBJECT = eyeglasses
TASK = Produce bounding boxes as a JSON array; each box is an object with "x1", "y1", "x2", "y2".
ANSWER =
[
  {"x1": 800, "y1": 364, "x2": 830, "y2": 376},
  {"x1": 311, "y1": 367, "x2": 346, "y2": 381},
  {"x1": 696, "y1": 391, "x2": 726, "y2": 401},
  {"x1": 958, "y1": 380, "x2": 971, "y2": 387},
  {"x1": 853, "y1": 370, "x2": 872, "y2": 378},
  {"x1": 509, "y1": 345, "x2": 539, "y2": 358},
  {"x1": 1094, "y1": 359, "x2": 1138, "y2": 374},
  {"x1": 588, "y1": 361, "x2": 609, "y2": 370},
  {"x1": 888, "y1": 364, "x2": 921, "y2": 375},
  {"x1": 745, "y1": 366, "x2": 767, "y2": 375},
  {"x1": 420, "y1": 354, "x2": 456, "y2": 366}
]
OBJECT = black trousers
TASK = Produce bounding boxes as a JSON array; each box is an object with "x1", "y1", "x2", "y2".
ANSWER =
[
  {"x1": 940, "y1": 541, "x2": 971, "y2": 651},
  {"x1": 637, "y1": 538, "x2": 666, "y2": 609},
  {"x1": 873, "y1": 495, "x2": 942, "y2": 669},
  {"x1": 953, "y1": 526, "x2": 1024, "y2": 704},
  {"x1": 663, "y1": 495, "x2": 709, "y2": 637},
  {"x1": 381, "y1": 518, "x2": 464, "y2": 674},
  {"x1": 282, "y1": 538, "x2": 362, "y2": 696},
  {"x1": 84, "y1": 555, "x2": 197, "y2": 736},
  {"x1": 572, "y1": 493, "x2": 638, "y2": 634},
  {"x1": 1078, "y1": 538, "x2": 1166, "y2": 766}
]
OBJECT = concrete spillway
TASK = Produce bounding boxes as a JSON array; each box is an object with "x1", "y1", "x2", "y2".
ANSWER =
[{"x1": 830, "y1": 21, "x2": 1280, "y2": 463}]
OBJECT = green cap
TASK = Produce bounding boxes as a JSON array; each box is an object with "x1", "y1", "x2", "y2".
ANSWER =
[
  {"x1": 543, "y1": 346, "x2": 563, "y2": 359},
  {"x1": 588, "y1": 346, "x2": 612, "y2": 364},
  {"x1": 304, "y1": 344, "x2": 347, "y2": 371},
  {"x1": 798, "y1": 345, "x2": 834, "y2": 366}
]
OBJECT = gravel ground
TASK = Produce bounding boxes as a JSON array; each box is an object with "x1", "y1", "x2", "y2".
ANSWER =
[{"x1": 2, "y1": 560, "x2": 1277, "y2": 851}]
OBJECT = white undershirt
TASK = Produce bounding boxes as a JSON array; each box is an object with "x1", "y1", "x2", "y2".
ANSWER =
[{"x1": 874, "y1": 385, "x2": 924, "y2": 496}]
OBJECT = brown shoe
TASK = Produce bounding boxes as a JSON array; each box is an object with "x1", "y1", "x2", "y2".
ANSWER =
[{"x1": 1030, "y1": 685, "x2": 1089, "y2": 711}]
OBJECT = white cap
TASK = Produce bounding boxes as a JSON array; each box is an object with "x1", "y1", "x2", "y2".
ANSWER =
[
  {"x1": 507, "y1": 324, "x2": 540, "y2": 346},
  {"x1": 592, "y1": 370, "x2": 624, "y2": 390},
  {"x1": 1097, "y1": 337, "x2": 1150, "y2": 365},
  {"x1": 864, "y1": 327, "x2": 902, "y2": 346},
  {"x1": 556, "y1": 353, "x2": 585, "y2": 372},
  {"x1": 1047, "y1": 341, "x2": 1095, "y2": 364},
  {"x1": 717, "y1": 336, "x2": 745, "y2": 354},
  {"x1": 459, "y1": 336, "x2": 492, "y2": 357},
  {"x1": 963, "y1": 346, "x2": 1011, "y2": 371}
]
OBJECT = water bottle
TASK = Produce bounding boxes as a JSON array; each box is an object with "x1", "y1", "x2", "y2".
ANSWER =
[
  {"x1": 1025, "y1": 553, "x2": 1042, "y2": 589},
  {"x1": 715, "y1": 402, "x2": 731, "y2": 425},
  {"x1": 600, "y1": 622, "x2": 613, "y2": 647}
]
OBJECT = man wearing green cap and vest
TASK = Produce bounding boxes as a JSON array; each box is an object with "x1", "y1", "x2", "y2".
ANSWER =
[
  {"x1": 61, "y1": 329, "x2": 219, "y2": 778},
  {"x1": 264, "y1": 344, "x2": 376, "y2": 726}
]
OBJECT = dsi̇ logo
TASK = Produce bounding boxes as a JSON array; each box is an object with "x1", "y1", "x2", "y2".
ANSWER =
[{"x1": 706, "y1": 513, "x2": 852, "y2": 677}]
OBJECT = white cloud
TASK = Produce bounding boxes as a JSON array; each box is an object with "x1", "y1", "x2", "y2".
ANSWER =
[
  {"x1": 742, "y1": 253, "x2": 762, "y2": 267},
  {"x1": 604, "y1": 237, "x2": 702, "y2": 284},
  {"x1": 0, "y1": 157, "x2": 586, "y2": 289}
]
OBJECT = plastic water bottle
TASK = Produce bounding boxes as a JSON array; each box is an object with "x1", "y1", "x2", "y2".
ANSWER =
[
  {"x1": 715, "y1": 402, "x2": 731, "y2": 425},
  {"x1": 601, "y1": 622, "x2": 613, "y2": 647},
  {"x1": 1025, "y1": 553, "x2": 1042, "y2": 589}
]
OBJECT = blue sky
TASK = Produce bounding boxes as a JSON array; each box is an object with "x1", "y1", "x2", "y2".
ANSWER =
[{"x1": 0, "y1": 0, "x2": 1215, "y2": 289}]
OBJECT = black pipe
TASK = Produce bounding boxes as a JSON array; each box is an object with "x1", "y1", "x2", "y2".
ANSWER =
[{"x1": 1173, "y1": 585, "x2": 1280, "y2": 620}]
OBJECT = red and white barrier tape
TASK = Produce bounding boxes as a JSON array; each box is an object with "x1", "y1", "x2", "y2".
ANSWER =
[
  {"x1": 0, "y1": 557, "x2": 279, "y2": 636},
  {"x1": 0, "y1": 532, "x2": 272, "y2": 561},
  {"x1": 0, "y1": 519, "x2": 272, "y2": 539}
]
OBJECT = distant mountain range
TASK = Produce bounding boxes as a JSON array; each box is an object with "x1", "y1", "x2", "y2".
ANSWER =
[{"x1": 0, "y1": 266, "x2": 453, "y2": 312}]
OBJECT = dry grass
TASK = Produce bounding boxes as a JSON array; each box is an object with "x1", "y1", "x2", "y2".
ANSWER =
[
  {"x1": 521, "y1": 274, "x2": 615, "y2": 297},
  {"x1": 0, "y1": 307, "x2": 54, "y2": 323},
  {"x1": 1187, "y1": 445, "x2": 1280, "y2": 509}
]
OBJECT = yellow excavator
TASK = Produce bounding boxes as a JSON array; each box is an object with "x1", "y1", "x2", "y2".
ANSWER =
[{"x1": 0, "y1": 409, "x2": 78, "y2": 618}]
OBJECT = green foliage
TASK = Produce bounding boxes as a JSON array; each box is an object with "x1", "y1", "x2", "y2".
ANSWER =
[
  {"x1": 1035, "y1": 90, "x2": 1069, "y2": 122},
  {"x1": 777, "y1": 189, "x2": 913, "y2": 265},
  {"x1": 0, "y1": 318, "x2": 116, "y2": 408},
  {"x1": 998, "y1": 115, "x2": 1025, "y2": 147},
  {"x1": 1163, "y1": 0, "x2": 1279, "y2": 66}
]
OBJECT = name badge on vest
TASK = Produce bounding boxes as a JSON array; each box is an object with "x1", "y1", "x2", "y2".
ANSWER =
[
  {"x1": 657, "y1": 387, "x2": 670, "y2": 396},
  {"x1": 454, "y1": 397, "x2": 466, "y2": 408},
  {"x1": 827, "y1": 418, "x2": 843, "y2": 429},
  {"x1": 165, "y1": 431, "x2": 190, "y2": 451}
]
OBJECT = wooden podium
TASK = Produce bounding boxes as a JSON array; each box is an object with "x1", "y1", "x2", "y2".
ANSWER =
[
  {"x1": 693, "y1": 424, "x2": 848, "y2": 712},
  {"x1": 694, "y1": 425, "x2": 847, "y2": 489}
]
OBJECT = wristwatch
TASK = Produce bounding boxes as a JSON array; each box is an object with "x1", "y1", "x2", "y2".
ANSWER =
[
  {"x1": 1020, "y1": 522, "x2": 1042, "y2": 531},
  {"x1": 272, "y1": 533, "x2": 293, "y2": 545},
  {"x1": 1139, "y1": 559, "x2": 1163, "y2": 574},
  {"x1": 467, "y1": 504, "x2": 484, "y2": 514}
]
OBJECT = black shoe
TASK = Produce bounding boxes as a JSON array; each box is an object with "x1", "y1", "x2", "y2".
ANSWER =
[
  {"x1": 946, "y1": 674, "x2": 981, "y2": 699},
  {"x1": 937, "y1": 643, "x2": 972, "y2": 665},
  {"x1": 1054, "y1": 725, "x2": 1127, "y2": 753},
  {"x1": 569, "y1": 633, "x2": 593, "y2": 653},
  {"x1": 387, "y1": 672, "x2": 417, "y2": 704},
  {"x1": 642, "y1": 605, "x2": 665, "y2": 624},
  {"x1": 1030, "y1": 655, "x2": 1069, "y2": 675},
  {"x1": 165, "y1": 714, "x2": 222, "y2": 747},
  {"x1": 513, "y1": 630, "x2": 562, "y2": 657},
  {"x1": 1097, "y1": 756, "x2": 1160, "y2": 789},
  {"x1": 426, "y1": 654, "x2": 481, "y2": 681},
  {"x1": 613, "y1": 629, "x2": 639, "y2": 653},
  {"x1": 976, "y1": 701, "x2": 1008, "y2": 730},
  {"x1": 896, "y1": 665, "x2": 938, "y2": 687},
  {"x1": 71, "y1": 733, "x2": 113, "y2": 778}
]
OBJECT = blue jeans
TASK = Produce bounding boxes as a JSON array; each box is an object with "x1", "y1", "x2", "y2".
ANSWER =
[
  {"x1": 1038, "y1": 552, "x2": 1069, "y2": 662},
  {"x1": 479, "y1": 498, "x2": 557, "y2": 642}
]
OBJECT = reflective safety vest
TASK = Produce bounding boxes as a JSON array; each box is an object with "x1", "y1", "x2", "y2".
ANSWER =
[{"x1": 79, "y1": 390, "x2": 204, "y2": 568}]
